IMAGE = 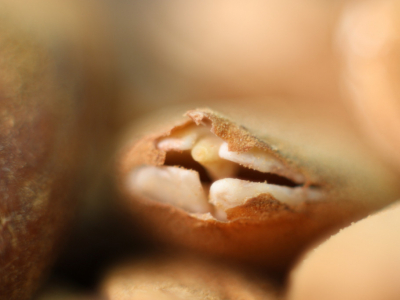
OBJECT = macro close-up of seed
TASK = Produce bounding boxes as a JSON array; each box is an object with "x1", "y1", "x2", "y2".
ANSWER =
[
  {"x1": 117, "y1": 106, "x2": 400, "y2": 271},
  {"x1": 1, "y1": 0, "x2": 400, "y2": 299}
]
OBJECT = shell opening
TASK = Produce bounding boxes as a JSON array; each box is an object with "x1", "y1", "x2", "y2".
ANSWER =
[{"x1": 127, "y1": 123, "x2": 322, "y2": 221}]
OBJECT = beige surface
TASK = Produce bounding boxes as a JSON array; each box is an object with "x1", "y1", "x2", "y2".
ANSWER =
[
  {"x1": 101, "y1": 256, "x2": 279, "y2": 300},
  {"x1": 288, "y1": 201, "x2": 400, "y2": 300},
  {"x1": 338, "y1": 0, "x2": 400, "y2": 171}
]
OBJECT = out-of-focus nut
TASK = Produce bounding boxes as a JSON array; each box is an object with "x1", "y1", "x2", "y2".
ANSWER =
[
  {"x1": 101, "y1": 256, "x2": 279, "y2": 300},
  {"x1": 0, "y1": 1, "x2": 116, "y2": 299},
  {"x1": 287, "y1": 201, "x2": 400, "y2": 300},
  {"x1": 338, "y1": 0, "x2": 400, "y2": 171}
]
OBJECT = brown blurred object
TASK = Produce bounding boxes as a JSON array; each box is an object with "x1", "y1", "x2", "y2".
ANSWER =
[
  {"x1": 101, "y1": 255, "x2": 280, "y2": 300},
  {"x1": 338, "y1": 0, "x2": 400, "y2": 171},
  {"x1": 287, "y1": 201, "x2": 400, "y2": 300},
  {"x1": 0, "y1": 1, "x2": 118, "y2": 299},
  {"x1": 116, "y1": 103, "x2": 400, "y2": 273}
]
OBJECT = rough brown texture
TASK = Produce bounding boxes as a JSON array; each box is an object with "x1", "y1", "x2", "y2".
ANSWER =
[
  {"x1": 0, "y1": 1, "x2": 117, "y2": 299},
  {"x1": 117, "y1": 106, "x2": 400, "y2": 272},
  {"x1": 101, "y1": 256, "x2": 279, "y2": 300}
]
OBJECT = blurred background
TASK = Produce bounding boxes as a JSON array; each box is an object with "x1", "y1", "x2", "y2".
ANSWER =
[
  {"x1": 112, "y1": 0, "x2": 346, "y2": 121},
  {"x1": 1, "y1": 0, "x2": 399, "y2": 299}
]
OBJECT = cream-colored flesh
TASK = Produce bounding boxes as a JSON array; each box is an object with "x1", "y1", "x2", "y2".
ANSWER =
[
  {"x1": 128, "y1": 166, "x2": 211, "y2": 213},
  {"x1": 209, "y1": 178, "x2": 321, "y2": 211},
  {"x1": 157, "y1": 126, "x2": 210, "y2": 151},
  {"x1": 128, "y1": 124, "x2": 321, "y2": 221},
  {"x1": 191, "y1": 136, "x2": 239, "y2": 180},
  {"x1": 219, "y1": 142, "x2": 305, "y2": 183}
]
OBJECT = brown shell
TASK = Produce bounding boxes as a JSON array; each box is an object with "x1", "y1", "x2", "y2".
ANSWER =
[
  {"x1": 101, "y1": 255, "x2": 279, "y2": 300},
  {"x1": 117, "y1": 106, "x2": 400, "y2": 272},
  {"x1": 0, "y1": 1, "x2": 117, "y2": 299}
]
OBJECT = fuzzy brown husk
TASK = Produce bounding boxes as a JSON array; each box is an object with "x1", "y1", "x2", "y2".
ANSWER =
[{"x1": 117, "y1": 106, "x2": 400, "y2": 272}]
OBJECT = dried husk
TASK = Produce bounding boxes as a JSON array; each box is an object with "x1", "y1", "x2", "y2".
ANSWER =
[
  {"x1": 101, "y1": 255, "x2": 279, "y2": 300},
  {"x1": 0, "y1": 1, "x2": 117, "y2": 299},
  {"x1": 117, "y1": 103, "x2": 400, "y2": 271}
]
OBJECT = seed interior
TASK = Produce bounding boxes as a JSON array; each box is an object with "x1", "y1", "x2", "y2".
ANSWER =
[
  {"x1": 128, "y1": 123, "x2": 322, "y2": 221},
  {"x1": 164, "y1": 151, "x2": 299, "y2": 187}
]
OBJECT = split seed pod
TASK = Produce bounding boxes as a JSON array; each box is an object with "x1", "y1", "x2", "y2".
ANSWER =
[
  {"x1": 0, "y1": 1, "x2": 116, "y2": 299},
  {"x1": 117, "y1": 105, "x2": 400, "y2": 271},
  {"x1": 101, "y1": 256, "x2": 279, "y2": 300}
]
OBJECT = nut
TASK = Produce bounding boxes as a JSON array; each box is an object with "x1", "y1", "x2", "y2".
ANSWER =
[
  {"x1": 0, "y1": 1, "x2": 116, "y2": 298},
  {"x1": 117, "y1": 107, "x2": 400, "y2": 271}
]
